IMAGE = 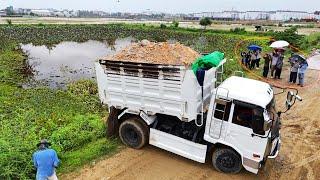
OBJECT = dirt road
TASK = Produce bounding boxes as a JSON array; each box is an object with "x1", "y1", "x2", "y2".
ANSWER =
[{"x1": 63, "y1": 67, "x2": 320, "y2": 180}]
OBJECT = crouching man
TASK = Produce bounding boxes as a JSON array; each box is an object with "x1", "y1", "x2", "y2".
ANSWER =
[{"x1": 32, "y1": 139, "x2": 60, "y2": 180}]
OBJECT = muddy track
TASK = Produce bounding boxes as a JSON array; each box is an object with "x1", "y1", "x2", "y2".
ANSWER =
[{"x1": 62, "y1": 67, "x2": 320, "y2": 180}]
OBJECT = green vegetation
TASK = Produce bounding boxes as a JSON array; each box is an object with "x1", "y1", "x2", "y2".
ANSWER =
[
  {"x1": 300, "y1": 32, "x2": 320, "y2": 50},
  {"x1": 230, "y1": 27, "x2": 246, "y2": 34},
  {"x1": 5, "y1": 19, "x2": 12, "y2": 25},
  {"x1": 0, "y1": 42, "x2": 118, "y2": 179},
  {"x1": 272, "y1": 26, "x2": 304, "y2": 47},
  {"x1": 160, "y1": 23, "x2": 167, "y2": 29},
  {"x1": 172, "y1": 20, "x2": 179, "y2": 28},
  {"x1": 199, "y1": 17, "x2": 212, "y2": 29}
]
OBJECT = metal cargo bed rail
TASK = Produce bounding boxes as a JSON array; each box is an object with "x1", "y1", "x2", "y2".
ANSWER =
[{"x1": 99, "y1": 59, "x2": 186, "y2": 81}]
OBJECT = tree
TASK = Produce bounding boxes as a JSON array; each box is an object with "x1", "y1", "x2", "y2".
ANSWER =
[
  {"x1": 199, "y1": 17, "x2": 212, "y2": 29},
  {"x1": 172, "y1": 20, "x2": 179, "y2": 28}
]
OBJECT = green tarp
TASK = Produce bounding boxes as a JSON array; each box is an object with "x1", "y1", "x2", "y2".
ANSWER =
[{"x1": 192, "y1": 51, "x2": 225, "y2": 74}]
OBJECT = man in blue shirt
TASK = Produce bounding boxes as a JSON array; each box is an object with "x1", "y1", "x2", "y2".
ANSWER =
[
  {"x1": 298, "y1": 60, "x2": 308, "y2": 87},
  {"x1": 32, "y1": 139, "x2": 60, "y2": 180}
]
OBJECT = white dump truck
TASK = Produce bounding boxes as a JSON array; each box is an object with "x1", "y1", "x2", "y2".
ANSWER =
[{"x1": 95, "y1": 58, "x2": 301, "y2": 174}]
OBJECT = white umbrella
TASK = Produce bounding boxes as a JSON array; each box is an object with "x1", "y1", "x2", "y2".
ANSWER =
[{"x1": 270, "y1": 40, "x2": 290, "y2": 48}]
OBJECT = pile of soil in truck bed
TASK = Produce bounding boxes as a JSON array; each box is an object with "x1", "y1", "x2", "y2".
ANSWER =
[{"x1": 102, "y1": 40, "x2": 200, "y2": 66}]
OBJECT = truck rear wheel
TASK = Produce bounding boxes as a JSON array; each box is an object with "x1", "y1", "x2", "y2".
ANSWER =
[
  {"x1": 212, "y1": 148, "x2": 242, "y2": 174},
  {"x1": 119, "y1": 118, "x2": 149, "y2": 149}
]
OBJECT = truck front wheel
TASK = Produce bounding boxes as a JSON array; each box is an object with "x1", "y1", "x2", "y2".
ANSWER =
[
  {"x1": 212, "y1": 148, "x2": 242, "y2": 174},
  {"x1": 119, "y1": 118, "x2": 149, "y2": 149}
]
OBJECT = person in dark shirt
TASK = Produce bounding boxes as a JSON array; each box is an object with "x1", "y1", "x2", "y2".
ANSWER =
[
  {"x1": 274, "y1": 51, "x2": 284, "y2": 79},
  {"x1": 241, "y1": 52, "x2": 247, "y2": 65},
  {"x1": 262, "y1": 53, "x2": 271, "y2": 78}
]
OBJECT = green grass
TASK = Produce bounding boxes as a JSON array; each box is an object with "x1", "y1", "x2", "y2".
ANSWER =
[
  {"x1": 0, "y1": 44, "x2": 115, "y2": 179},
  {"x1": 59, "y1": 138, "x2": 119, "y2": 173}
]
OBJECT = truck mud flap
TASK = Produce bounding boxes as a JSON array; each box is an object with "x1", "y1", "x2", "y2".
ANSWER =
[
  {"x1": 149, "y1": 128, "x2": 207, "y2": 163},
  {"x1": 107, "y1": 106, "x2": 120, "y2": 138}
]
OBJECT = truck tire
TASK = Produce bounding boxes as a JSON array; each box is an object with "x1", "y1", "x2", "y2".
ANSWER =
[
  {"x1": 212, "y1": 148, "x2": 242, "y2": 174},
  {"x1": 106, "y1": 107, "x2": 120, "y2": 138},
  {"x1": 119, "y1": 118, "x2": 149, "y2": 149}
]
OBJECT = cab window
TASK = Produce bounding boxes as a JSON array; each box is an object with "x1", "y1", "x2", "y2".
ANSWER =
[
  {"x1": 214, "y1": 100, "x2": 231, "y2": 121},
  {"x1": 232, "y1": 101, "x2": 265, "y2": 135},
  {"x1": 232, "y1": 104, "x2": 253, "y2": 128}
]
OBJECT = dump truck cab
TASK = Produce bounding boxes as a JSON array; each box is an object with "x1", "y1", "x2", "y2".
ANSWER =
[{"x1": 204, "y1": 76, "x2": 280, "y2": 173}]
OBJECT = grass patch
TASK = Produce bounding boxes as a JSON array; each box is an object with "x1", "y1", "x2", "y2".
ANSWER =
[
  {"x1": 59, "y1": 138, "x2": 119, "y2": 173},
  {"x1": 0, "y1": 43, "x2": 113, "y2": 179}
]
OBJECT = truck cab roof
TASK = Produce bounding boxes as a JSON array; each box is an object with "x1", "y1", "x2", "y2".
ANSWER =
[{"x1": 216, "y1": 76, "x2": 273, "y2": 108}]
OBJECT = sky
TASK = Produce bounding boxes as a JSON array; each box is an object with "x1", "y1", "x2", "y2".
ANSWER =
[{"x1": 1, "y1": 0, "x2": 319, "y2": 13}]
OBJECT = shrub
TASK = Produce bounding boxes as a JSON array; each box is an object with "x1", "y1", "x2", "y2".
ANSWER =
[
  {"x1": 200, "y1": 17, "x2": 212, "y2": 29},
  {"x1": 67, "y1": 80, "x2": 98, "y2": 96},
  {"x1": 5, "y1": 19, "x2": 12, "y2": 25},
  {"x1": 172, "y1": 20, "x2": 179, "y2": 28},
  {"x1": 230, "y1": 27, "x2": 246, "y2": 34},
  {"x1": 160, "y1": 23, "x2": 167, "y2": 29}
]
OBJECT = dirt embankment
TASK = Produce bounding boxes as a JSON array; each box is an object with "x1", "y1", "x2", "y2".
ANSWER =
[{"x1": 62, "y1": 67, "x2": 320, "y2": 180}]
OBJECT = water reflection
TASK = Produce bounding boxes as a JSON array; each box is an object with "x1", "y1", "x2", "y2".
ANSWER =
[{"x1": 21, "y1": 38, "x2": 134, "y2": 88}]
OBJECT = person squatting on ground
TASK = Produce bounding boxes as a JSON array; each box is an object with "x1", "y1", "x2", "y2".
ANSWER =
[
  {"x1": 32, "y1": 139, "x2": 60, "y2": 180},
  {"x1": 262, "y1": 53, "x2": 271, "y2": 78},
  {"x1": 289, "y1": 55, "x2": 300, "y2": 83},
  {"x1": 298, "y1": 60, "x2": 308, "y2": 87}
]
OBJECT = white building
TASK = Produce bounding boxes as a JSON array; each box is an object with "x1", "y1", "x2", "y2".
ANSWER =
[
  {"x1": 31, "y1": 9, "x2": 52, "y2": 16},
  {"x1": 192, "y1": 10, "x2": 318, "y2": 21},
  {"x1": 0, "y1": 10, "x2": 6, "y2": 16}
]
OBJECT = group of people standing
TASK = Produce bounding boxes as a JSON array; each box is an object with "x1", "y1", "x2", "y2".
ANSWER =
[
  {"x1": 241, "y1": 50, "x2": 262, "y2": 70},
  {"x1": 288, "y1": 54, "x2": 308, "y2": 87},
  {"x1": 241, "y1": 47, "x2": 309, "y2": 87},
  {"x1": 262, "y1": 49, "x2": 284, "y2": 79},
  {"x1": 262, "y1": 49, "x2": 308, "y2": 87}
]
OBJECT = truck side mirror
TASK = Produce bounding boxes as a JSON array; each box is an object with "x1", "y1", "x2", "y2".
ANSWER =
[{"x1": 285, "y1": 91, "x2": 294, "y2": 110}]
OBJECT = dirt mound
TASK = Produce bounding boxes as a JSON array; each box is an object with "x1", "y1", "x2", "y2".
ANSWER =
[{"x1": 102, "y1": 40, "x2": 200, "y2": 65}]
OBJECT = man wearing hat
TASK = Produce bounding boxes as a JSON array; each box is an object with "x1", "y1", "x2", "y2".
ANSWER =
[{"x1": 32, "y1": 139, "x2": 60, "y2": 180}]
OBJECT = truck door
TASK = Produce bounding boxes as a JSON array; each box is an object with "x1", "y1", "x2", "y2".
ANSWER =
[
  {"x1": 208, "y1": 99, "x2": 232, "y2": 140},
  {"x1": 225, "y1": 101, "x2": 268, "y2": 163}
]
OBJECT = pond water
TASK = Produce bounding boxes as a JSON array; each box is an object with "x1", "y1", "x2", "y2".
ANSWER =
[{"x1": 21, "y1": 37, "x2": 135, "y2": 88}]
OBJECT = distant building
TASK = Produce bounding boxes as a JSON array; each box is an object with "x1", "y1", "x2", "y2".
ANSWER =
[
  {"x1": 0, "y1": 10, "x2": 6, "y2": 16},
  {"x1": 191, "y1": 10, "x2": 319, "y2": 21},
  {"x1": 31, "y1": 9, "x2": 52, "y2": 16}
]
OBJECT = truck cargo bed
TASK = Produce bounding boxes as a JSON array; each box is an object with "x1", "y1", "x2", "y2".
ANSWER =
[{"x1": 96, "y1": 59, "x2": 225, "y2": 122}]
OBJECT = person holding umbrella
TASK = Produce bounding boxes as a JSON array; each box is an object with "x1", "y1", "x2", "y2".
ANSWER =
[
  {"x1": 274, "y1": 48, "x2": 285, "y2": 79},
  {"x1": 288, "y1": 54, "x2": 300, "y2": 83},
  {"x1": 270, "y1": 50, "x2": 279, "y2": 77},
  {"x1": 269, "y1": 40, "x2": 289, "y2": 79}
]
